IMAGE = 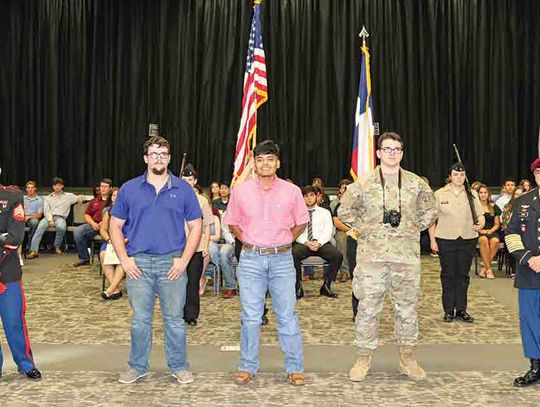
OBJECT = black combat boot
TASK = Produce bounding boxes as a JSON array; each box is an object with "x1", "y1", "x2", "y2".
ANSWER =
[
  {"x1": 320, "y1": 281, "x2": 338, "y2": 298},
  {"x1": 514, "y1": 359, "x2": 540, "y2": 387}
]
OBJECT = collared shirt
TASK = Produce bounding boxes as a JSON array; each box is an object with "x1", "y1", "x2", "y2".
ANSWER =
[
  {"x1": 433, "y1": 184, "x2": 483, "y2": 239},
  {"x1": 495, "y1": 194, "x2": 511, "y2": 211},
  {"x1": 224, "y1": 177, "x2": 309, "y2": 247},
  {"x1": 44, "y1": 192, "x2": 79, "y2": 221},
  {"x1": 185, "y1": 192, "x2": 214, "y2": 252},
  {"x1": 111, "y1": 171, "x2": 202, "y2": 256},
  {"x1": 85, "y1": 197, "x2": 107, "y2": 223},
  {"x1": 212, "y1": 198, "x2": 229, "y2": 212},
  {"x1": 23, "y1": 195, "x2": 44, "y2": 217},
  {"x1": 296, "y1": 205, "x2": 334, "y2": 246}
]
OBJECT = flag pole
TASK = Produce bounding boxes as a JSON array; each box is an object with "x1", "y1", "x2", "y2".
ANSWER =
[{"x1": 252, "y1": 0, "x2": 263, "y2": 150}]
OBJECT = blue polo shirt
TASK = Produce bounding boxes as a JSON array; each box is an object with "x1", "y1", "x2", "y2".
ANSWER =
[
  {"x1": 23, "y1": 195, "x2": 44, "y2": 217},
  {"x1": 111, "y1": 171, "x2": 202, "y2": 256}
]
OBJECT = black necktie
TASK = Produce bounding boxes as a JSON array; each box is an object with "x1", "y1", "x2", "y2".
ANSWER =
[{"x1": 307, "y1": 209, "x2": 314, "y2": 241}]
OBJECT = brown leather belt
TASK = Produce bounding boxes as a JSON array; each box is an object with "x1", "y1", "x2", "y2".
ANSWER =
[{"x1": 242, "y1": 243, "x2": 292, "y2": 255}]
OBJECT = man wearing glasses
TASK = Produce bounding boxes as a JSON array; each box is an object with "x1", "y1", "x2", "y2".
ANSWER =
[
  {"x1": 338, "y1": 132, "x2": 438, "y2": 382},
  {"x1": 109, "y1": 136, "x2": 202, "y2": 385}
]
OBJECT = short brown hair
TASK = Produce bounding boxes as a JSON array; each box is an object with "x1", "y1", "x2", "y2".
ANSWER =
[
  {"x1": 25, "y1": 180, "x2": 37, "y2": 188},
  {"x1": 377, "y1": 132, "x2": 403, "y2": 150},
  {"x1": 143, "y1": 136, "x2": 170, "y2": 155}
]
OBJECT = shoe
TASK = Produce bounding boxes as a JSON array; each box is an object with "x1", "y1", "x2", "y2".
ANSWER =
[
  {"x1": 19, "y1": 256, "x2": 24, "y2": 267},
  {"x1": 54, "y1": 247, "x2": 63, "y2": 255},
  {"x1": 514, "y1": 359, "x2": 540, "y2": 387},
  {"x1": 443, "y1": 312, "x2": 454, "y2": 322},
  {"x1": 301, "y1": 275, "x2": 310, "y2": 281},
  {"x1": 455, "y1": 310, "x2": 474, "y2": 323},
  {"x1": 118, "y1": 366, "x2": 147, "y2": 384},
  {"x1": 110, "y1": 291, "x2": 123, "y2": 300},
  {"x1": 320, "y1": 284, "x2": 338, "y2": 298},
  {"x1": 185, "y1": 319, "x2": 197, "y2": 326},
  {"x1": 288, "y1": 372, "x2": 305, "y2": 386},
  {"x1": 19, "y1": 367, "x2": 42, "y2": 381},
  {"x1": 349, "y1": 348, "x2": 373, "y2": 382},
  {"x1": 27, "y1": 251, "x2": 39, "y2": 259},
  {"x1": 261, "y1": 314, "x2": 269, "y2": 325},
  {"x1": 174, "y1": 370, "x2": 193, "y2": 384},
  {"x1": 399, "y1": 346, "x2": 426, "y2": 381},
  {"x1": 101, "y1": 291, "x2": 112, "y2": 300},
  {"x1": 73, "y1": 261, "x2": 90, "y2": 267},
  {"x1": 339, "y1": 273, "x2": 349, "y2": 283},
  {"x1": 222, "y1": 289, "x2": 237, "y2": 299},
  {"x1": 478, "y1": 269, "x2": 486, "y2": 278},
  {"x1": 486, "y1": 269, "x2": 495, "y2": 279},
  {"x1": 296, "y1": 287, "x2": 304, "y2": 300},
  {"x1": 235, "y1": 371, "x2": 254, "y2": 384}
]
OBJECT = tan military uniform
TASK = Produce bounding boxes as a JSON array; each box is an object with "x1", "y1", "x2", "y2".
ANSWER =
[{"x1": 338, "y1": 166, "x2": 438, "y2": 349}]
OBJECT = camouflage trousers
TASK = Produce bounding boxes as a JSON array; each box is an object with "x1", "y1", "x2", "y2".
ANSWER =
[{"x1": 352, "y1": 261, "x2": 421, "y2": 349}]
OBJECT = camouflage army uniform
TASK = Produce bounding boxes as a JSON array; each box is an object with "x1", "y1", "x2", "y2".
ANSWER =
[{"x1": 338, "y1": 166, "x2": 438, "y2": 349}]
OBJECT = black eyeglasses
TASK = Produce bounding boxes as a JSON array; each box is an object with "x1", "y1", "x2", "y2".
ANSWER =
[
  {"x1": 147, "y1": 152, "x2": 170, "y2": 160},
  {"x1": 380, "y1": 147, "x2": 403, "y2": 154}
]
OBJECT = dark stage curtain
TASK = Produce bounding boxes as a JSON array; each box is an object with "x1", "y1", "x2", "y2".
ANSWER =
[{"x1": 1, "y1": 0, "x2": 539, "y2": 188}]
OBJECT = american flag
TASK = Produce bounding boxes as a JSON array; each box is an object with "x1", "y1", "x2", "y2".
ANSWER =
[
  {"x1": 232, "y1": 0, "x2": 268, "y2": 184},
  {"x1": 350, "y1": 40, "x2": 375, "y2": 180}
]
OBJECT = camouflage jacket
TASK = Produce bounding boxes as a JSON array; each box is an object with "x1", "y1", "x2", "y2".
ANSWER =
[{"x1": 338, "y1": 166, "x2": 438, "y2": 264}]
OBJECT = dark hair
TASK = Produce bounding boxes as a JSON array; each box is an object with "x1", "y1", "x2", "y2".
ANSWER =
[
  {"x1": 25, "y1": 180, "x2": 37, "y2": 188},
  {"x1": 100, "y1": 178, "x2": 113, "y2": 187},
  {"x1": 338, "y1": 179, "x2": 351, "y2": 188},
  {"x1": 219, "y1": 182, "x2": 230, "y2": 188},
  {"x1": 502, "y1": 178, "x2": 516, "y2": 185},
  {"x1": 253, "y1": 140, "x2": 280, "y2": 158},
  {"x1": 301, "y1": 185, "x2": 318, "y2": 196},
  {"x1": 143, "y1": 136, "x2": 170, "y2": 154},
  {"x1": 52, "y1": 177, "x2": 64, "y2": 186},
  {"x1": 377, "y1": 132, "x2": 403, "y2": 149}
]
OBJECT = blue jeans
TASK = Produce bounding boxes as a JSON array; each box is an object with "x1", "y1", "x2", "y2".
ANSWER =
[
  {"x1": 126, "y1": 251, "x2": 188, "y2": 374},
  {"x1": 30, "y1": 216, "x2": 66, "y2": 252},
  {"x1": 220, "y1": 243, "x2": 236, "y2": 289},
  {"x1": 25, "y1": 218, "x2": 40, "y2": 250},
  {"x1": 237, "y1": 249, "x2": 303, "y2": 374},
  {"x1": 73, "y1": 223, "x2": 97, "y2": 262}
]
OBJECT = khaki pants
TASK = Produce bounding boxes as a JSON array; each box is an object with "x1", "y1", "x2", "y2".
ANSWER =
[{"x1": 353, "y1": 261, "x2": 420, "y2": 349}]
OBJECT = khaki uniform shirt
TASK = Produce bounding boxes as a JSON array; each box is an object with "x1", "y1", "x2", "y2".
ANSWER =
[
  {"x1": 433, "y1": 184, "x2": 483, "y2": 240},
  {"x1": 338, "y1": 166, "x2": 438, "y2": 264},
  {"x1": 185, "y1": 193, "x2": 214, "y2": 252}
]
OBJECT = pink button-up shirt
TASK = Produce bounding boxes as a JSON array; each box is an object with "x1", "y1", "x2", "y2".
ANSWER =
[{"x1": 224, "y1": 177, "x2": 309, "y2": 247}]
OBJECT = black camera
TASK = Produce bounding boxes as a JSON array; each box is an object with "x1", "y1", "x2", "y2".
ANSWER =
[{"x1": 383, "y1": 209, "x2": 401, "y2": 228}]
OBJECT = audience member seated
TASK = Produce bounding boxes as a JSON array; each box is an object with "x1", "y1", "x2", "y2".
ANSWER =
[
  {"x1": 204, "y1": 206, "x2": 222, "y2": 294},
  {"x1": 495, "y1": 178, "x2": 516, "y2": 211},
  {"x1": 209, "y1": 181, "x2": 220, "y2": 202},
  {"x1": 23, "y1": 180, "x2": 43, "y2": 253},
  {"x1": 218, "y1": 213, "x2": 238, "y2": 298},
  {"x1": 477, "y1": 184, "x2": 501, "y2": 279},
  {"x1": 28, "y1": 177, "x2": 82, "y2": 258},
  {"x1": 212, "y1": 182, "x2": 230, "y2": 212},
  {"x1": 73, "y1": 178, "x2": 112, "y2": 267},
  {"x1": 519, "y1": 178, "x2": 532, "y2": 192},
  {"x1": 311, "y1": 177, "x2": 331, "y2": 211},
  {"x1": 99, "y1": 188, "x2": 125, "y2": 300},
  {"x1": 331, "y1": 179, "x2": 352, "y2": 282},
  {"x1": 292, "y1": 186, "x2": 343, "y2": 299}
]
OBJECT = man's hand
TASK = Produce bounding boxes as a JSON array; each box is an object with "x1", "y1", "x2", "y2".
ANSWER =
[
  {"x1": 430, "y1": 240, "x2": 439, "y2": 253},
  {"x1": 305, "y1": 241, "x2": 321, "y2": 251},
  {"x1": 91, "y1": 222, "x2": 101, "y2": 231},
  {"x1": 122, "y1": 257, "x2": 142, "y2": 279},
  {"x1": 528, "y1": 256, "x2": 540, "y2": 273},
  {"x1": 167, "y1": 258, "x2": 188, "y2": 280},
  {"x1": 48, "y1": 220, "x2": 54, "y2": 228},
  {"x1": 25, "y1": 215, "x2": 30, "y2": 222},
  {"x1": 473, "y1": 223, "x2": 483, "y2": 232}
]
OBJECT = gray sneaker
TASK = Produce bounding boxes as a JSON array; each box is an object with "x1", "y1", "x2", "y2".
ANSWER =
[
  {"x1": 118, "y1": 366, "x2": 147, "y2": 384},
  {"x1": 174, "y1": 370, "x2": 194, "y2": 384}
]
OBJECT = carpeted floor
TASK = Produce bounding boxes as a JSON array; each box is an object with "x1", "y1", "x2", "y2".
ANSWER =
[
  {"x1": 6, "y1": 257, "x2": 520, "y2": 346},
  {"x1": 0, "y1": 371, "x2": 536, "y2": 407}
]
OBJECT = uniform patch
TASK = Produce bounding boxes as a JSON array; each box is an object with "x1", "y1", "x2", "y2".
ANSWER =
[
  {"x1": 0, "y1": 200, "x2": 7, "y2": 209},
  {"x1": 12, "y1": 203, "x2": 25, "y2": 221}
]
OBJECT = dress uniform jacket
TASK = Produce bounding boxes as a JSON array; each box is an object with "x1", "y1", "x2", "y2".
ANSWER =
[
  {"x1": 505, "y1": 188, "x2": 540, "y2": 288},
  {"x1": 0, "y1": 185, "x2": 25, "y2": 288}
]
